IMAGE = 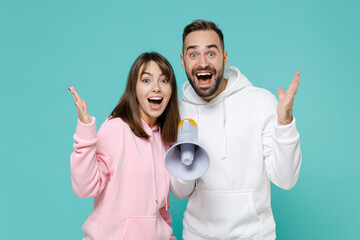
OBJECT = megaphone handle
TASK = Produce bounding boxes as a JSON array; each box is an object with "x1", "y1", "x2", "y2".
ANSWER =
[{"x1": 180, "y1": 143, "x2": 195, "y2": 166}]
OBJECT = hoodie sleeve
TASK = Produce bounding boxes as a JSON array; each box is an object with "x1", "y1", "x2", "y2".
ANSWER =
[
  {"x1": 70, "y1": 117, "x2": 118, "y2": 198},
  {"x1": 170, "y1": 176, "x2": 196, "y2": 199},
  {"x1": 262, "y1": 95, "x2": 302, "y2": 190}
]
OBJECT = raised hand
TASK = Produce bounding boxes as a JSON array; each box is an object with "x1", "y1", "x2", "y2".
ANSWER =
[
  {"x1": 68, "y1": 86, "x2": 92, "y2": 124},
  {"x1": 277, "y1": 72, "x2": 300, "y2": 125}
]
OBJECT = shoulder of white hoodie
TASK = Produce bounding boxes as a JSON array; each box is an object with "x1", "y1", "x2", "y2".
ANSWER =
[{"x1": 181, "y1": 66, "x2": 278, "y2": 105}]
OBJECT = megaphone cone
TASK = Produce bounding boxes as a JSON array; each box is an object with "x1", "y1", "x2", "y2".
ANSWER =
[{"x1": 165, "y1": 119, "x2": 210, "y2": 181}]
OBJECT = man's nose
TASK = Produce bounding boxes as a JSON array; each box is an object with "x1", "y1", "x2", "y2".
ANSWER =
[{"x1": 198, "y1": 54, "x2": 209, "y2": 68}]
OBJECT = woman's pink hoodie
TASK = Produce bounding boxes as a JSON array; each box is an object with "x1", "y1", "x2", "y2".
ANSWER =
[{"x1": 70, "y1": 117, "x2": 176, "y2": 240}]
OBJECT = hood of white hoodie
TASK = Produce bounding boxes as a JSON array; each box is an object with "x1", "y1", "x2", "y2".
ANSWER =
[
  {"x1": 181, "y1": 66, "x2": 252, "y2": 105},
  {"x1": 180, "y1": 66, "x2": 252, "y2": 161}
]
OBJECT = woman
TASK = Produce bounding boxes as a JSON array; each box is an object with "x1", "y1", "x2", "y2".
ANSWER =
[{"x1": 69, "y1": 52, "x2": 179, "y2": 240}]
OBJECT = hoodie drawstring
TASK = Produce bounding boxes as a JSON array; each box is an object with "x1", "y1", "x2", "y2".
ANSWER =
[
  {"x1": 149, "y1": 137, "x2": 158, "y2": 204},
  {"x1": 221, "y1": 98, "x2": 227, "y2": 160},
  {"x1": 158, "y1": 127, "x2": 168, "y2": 210},
  {"x1": 160, "y1": 144, "x2": 168, "y2": 210},
  {"x1": 194, "y1": 100, "x2": 227, "y2": 160},
  {"x1": 195, "y1": 104, "x2": 199, "y2": 123}
]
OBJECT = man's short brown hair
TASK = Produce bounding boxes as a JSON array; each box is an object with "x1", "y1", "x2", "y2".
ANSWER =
[{"x1": 182, "y1": 19, "x2": 224, "y2": 52}]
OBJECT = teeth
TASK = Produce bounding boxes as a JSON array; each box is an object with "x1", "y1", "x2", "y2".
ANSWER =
[
  {"x1": 197, "y1": 73, "x2": 212, "y2": 76},
  {"x1": 149, "y1": 97, "x2": 162, "y2": 100}
]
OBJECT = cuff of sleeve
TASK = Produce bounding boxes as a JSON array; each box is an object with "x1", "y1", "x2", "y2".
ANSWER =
[
  {"x1": 177, "y1": 178, "x2": 196, "y2": 184},
  {"x1": 171, "y1": 176, "x2": 195, "y2": 184},
  {"x1": 274, "y1": 117, "x2": 299, "y2": 140},
  {"x1": 75, "y1": 116, "x2": 97, "y2": 139}
]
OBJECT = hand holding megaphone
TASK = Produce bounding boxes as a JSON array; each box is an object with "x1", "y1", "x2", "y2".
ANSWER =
[{"x1": 165, "y1": 119, "x2": 210, "y2": 181}]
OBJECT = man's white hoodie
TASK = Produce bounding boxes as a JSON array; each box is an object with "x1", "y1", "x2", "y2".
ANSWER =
[{"x1": 171, "y1": 66, "x2": 301, "y2": 240}]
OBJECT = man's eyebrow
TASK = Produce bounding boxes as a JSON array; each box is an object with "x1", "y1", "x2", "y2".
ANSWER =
[
  {"x1": 186, "y1": 44, "x2": 219, "y2": 53},
  {"x1": 206, "y1": 44, "x2": 219, "y2": 50},
  {"x1": 186, "y1": 45, "x2": 198, "y2": 52}
]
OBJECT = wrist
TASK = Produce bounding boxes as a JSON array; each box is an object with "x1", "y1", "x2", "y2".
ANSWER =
[
  {"x1": 277, "y1": 116, "x2": 293, "y2": 125},
  {"x1": 80, "y1": 114, "x2": 92, "y2": 124}
]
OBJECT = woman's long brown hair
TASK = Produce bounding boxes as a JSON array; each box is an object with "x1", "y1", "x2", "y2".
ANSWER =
[{"x1": 109, "y1": 52, "x2": 179, "y2": 144}]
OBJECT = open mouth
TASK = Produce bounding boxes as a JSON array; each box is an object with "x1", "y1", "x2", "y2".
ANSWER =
[
  {"x1": 148, "y1": 97, "x2": 163, "y2": 105},
  {"x1": 196, "y1": 72, "x2": 213, "y2": 87}
]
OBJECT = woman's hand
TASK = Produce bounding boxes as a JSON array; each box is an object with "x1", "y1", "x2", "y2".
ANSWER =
[{"x1": 68, "y1": 86, "x2": 92, "y2": 124}]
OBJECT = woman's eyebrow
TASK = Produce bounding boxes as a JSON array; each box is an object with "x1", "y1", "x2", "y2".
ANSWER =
[
  {"x1": 142, "y1": 71, "x2": 152, "y2": 76},
  {"x1": 142, "y1": 72, "x2": 165, "y2": 77}
]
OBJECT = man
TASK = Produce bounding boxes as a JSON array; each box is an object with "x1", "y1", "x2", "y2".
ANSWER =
[{"x1": 170, "y1": 19, "x2": 301, "y2": 240}]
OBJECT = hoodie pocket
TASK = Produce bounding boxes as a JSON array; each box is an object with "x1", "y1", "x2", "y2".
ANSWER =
[
  {"x1": 185, "y1": 190, "x2": 261, "y2": 239},
  {"x1": 120, "y1": 215, "x2": 172, "y2": 240}
]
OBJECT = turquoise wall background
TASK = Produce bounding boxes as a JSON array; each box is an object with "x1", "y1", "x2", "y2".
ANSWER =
[{"x1": 1, "y1": 0, "x2": 359, "y2": 239}]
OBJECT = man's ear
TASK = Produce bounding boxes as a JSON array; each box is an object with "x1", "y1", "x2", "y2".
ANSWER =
[
  {"x1": 224, "y1": 50, "x2": 228, "y2": 66},
  {"x1": 180, "y1": 53, "x2": 185, "y2": 69}
]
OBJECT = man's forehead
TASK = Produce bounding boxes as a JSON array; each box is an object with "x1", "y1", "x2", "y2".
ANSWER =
[{"x1": 184, "y1": 30, "x2": 222, "y2": 50}]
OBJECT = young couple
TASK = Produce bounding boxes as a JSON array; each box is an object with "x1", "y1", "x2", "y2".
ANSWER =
[{"x1": 69, "y1": 19, "x2": 302, "y2": 240}]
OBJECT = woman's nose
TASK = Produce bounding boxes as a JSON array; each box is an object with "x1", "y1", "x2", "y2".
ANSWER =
[{"x1": 152, "y1": 81, "x2": 160, "y2": 92}]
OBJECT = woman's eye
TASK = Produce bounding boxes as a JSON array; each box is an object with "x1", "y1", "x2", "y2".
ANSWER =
[
  {"x1": 142, "y1": 78, "x2": 150, "y2": 83},
  {"x1": 208, "y1": 52, "x2": 215, "y2": 57},
  {"x1": 161, "y1": 79, "x2": 169, "y2": 83}
]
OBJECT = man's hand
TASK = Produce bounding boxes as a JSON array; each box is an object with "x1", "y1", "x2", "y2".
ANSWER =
[
  {"x1": 68, "y1": 86, "x2": 92, "y2": 124},
  {"x1": 277, "y1": 72, "x2": 300, "y2": 125}
]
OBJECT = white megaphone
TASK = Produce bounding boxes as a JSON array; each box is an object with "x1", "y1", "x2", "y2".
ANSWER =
[{"x1": 165, "y1": 118, "x2": 210, "y2": 181}]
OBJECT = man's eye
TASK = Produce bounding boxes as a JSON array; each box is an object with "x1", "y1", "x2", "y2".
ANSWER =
[
  {"x1": 190, "y1": 53, "x2": 197, "y2": 58},
  {"x1": 208, "y1": 52, "x2": 215, "y2": 57}
]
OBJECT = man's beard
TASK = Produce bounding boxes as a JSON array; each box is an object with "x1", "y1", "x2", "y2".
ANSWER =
[{"x1": 185, "y1": 64, "x2": 225, "y2": 98}]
